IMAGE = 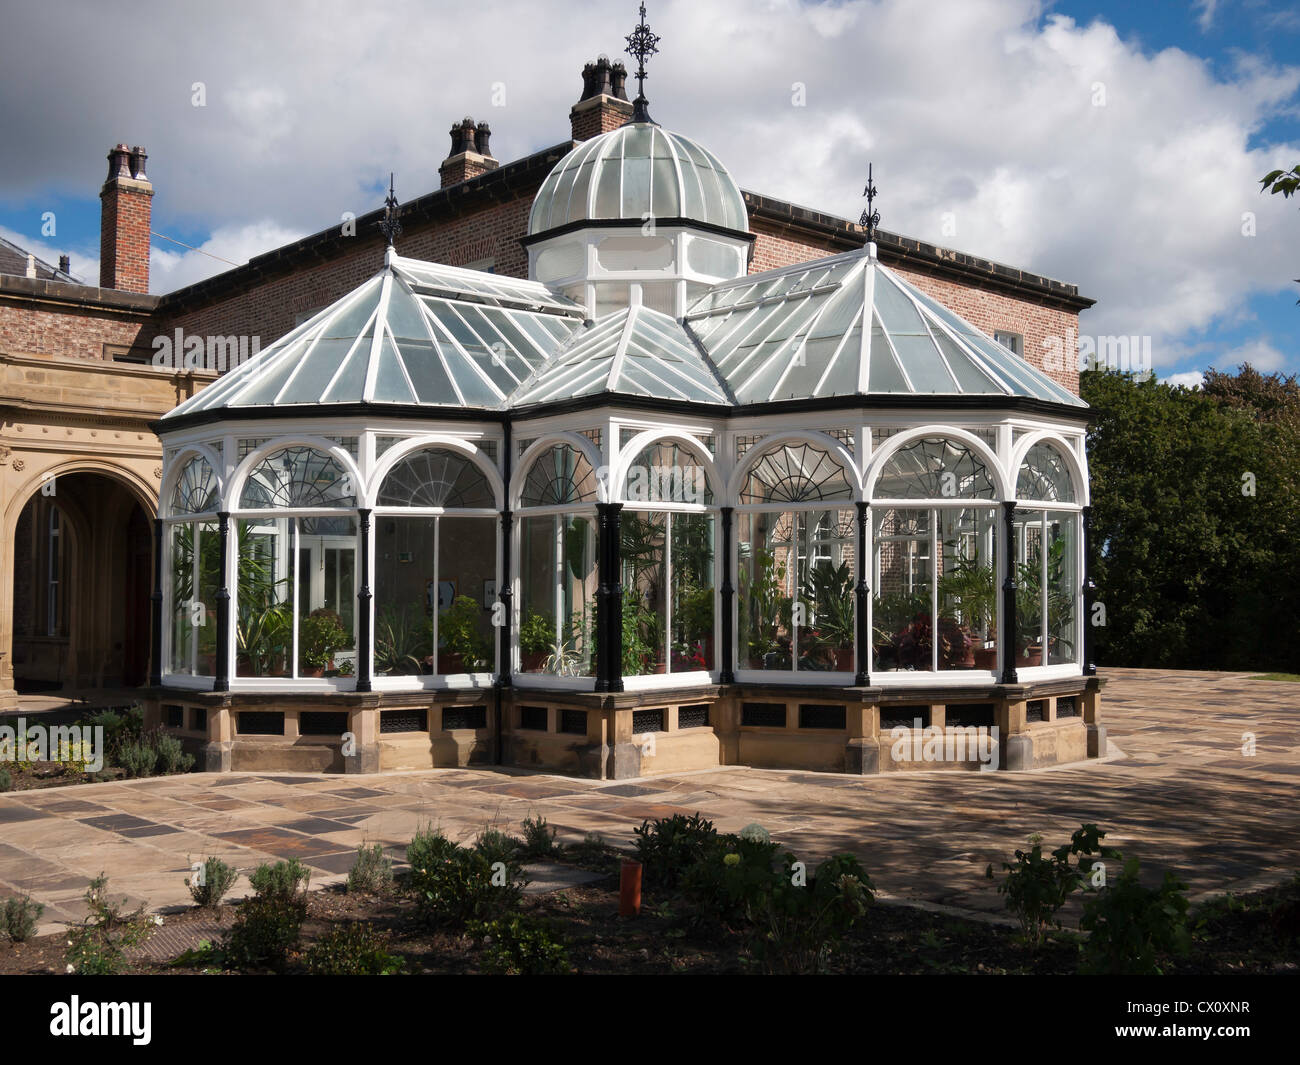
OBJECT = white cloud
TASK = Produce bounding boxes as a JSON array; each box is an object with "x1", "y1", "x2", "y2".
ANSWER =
[
  {"x1": 1164, "y1": 370, "x2": 1205, "y2": 388},
  {"x1": 1219, "y1": 338, "x2": 1288, "y2": 371},
  {"x1": 149, "y1": 221, "x2": 306, "y2": 293},
  {"x1": 1194, "y1": 0, "x2": 1219, "y2": 32}
]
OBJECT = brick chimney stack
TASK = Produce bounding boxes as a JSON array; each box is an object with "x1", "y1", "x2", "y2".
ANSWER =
[
  {"x1": 439, "y1": 118, "x2": 499, "y2": 188},
  {"x1": 570, "y1": 56, "x2": 632, "y2": 141},
  {"x1": 99, "y1": 143, "x2": 153, "y2": 292}
]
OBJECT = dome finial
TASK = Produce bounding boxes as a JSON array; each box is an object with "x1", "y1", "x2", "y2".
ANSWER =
[
  {"x1": 625, "y1": 2, "x2": 660, "y2": 123},
  {"x1": 379, "y1": 172, "x2": 402, "y2": 248},
  {"x1": 859, "y1": 163, "x2": 881, "y2": 244}
]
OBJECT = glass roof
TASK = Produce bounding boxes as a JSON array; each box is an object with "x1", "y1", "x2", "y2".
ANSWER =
[
  {"x1": 528, "y1": 123, "x2": 748, "y2": 236},
  {"x1": 684, "y1": 250, "x2": 1086, "y2": 407},
  {"x1": 163, "y1": 252, "x2": 586, "y2": 418},
  {"x1": 508, "y1": 304, "x2": 731, "y2": 408}
]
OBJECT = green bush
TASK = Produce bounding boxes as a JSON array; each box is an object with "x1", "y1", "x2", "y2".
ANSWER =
[
  {"x1": 80, "y1": 705, "x2": 143, "y2": 766},
  {"x1": 679, "y1": 831, "x2": 784, "y2": 929},
  {"x1": 347, "y1": 843, "x2": 394, "y2": 895},
  {"x1": 0, "y1": 767, "x2": 11, "y2": 792},
  {"x1": 1079, "y1": 859, "x2": 1191, "y2": 974},
  {"x1": 469, "y1": 915, "x2": 571, "y2": 975},
  {"x1": 249, "y1": 858, "x2": 311, "y2": 902},
  {"x1": 474, "y1": 827, "x2": 522, "y2": 878},
  {"x1": 118, "y1": 740, "x2": 156, "y2": 779},
  {"x1": 187, "y1": 856, "x2": 238, "y2": 909},
  {"x1": 520, "y1": 815, "x2": 560, "y2": 859},
  {"x1": 2, "y1": 895, "x2": 44, "y2": 942},
  {"x1": 406, "y1": 831, "x2": 523, "y2": 928},
  {"x1": 304, "y1": 922, "x2": 404, "y2": 975},
  {"x1": 633, "y1": 812, "x2": 719, "y2": 891},
  {"x1": 155, "y1": 733, "x2": 194, "y2": 775},
  {"x1": 221, "y1": 897, "x2": 306, "y2": 973},
  {"x1": 65, "y1": 874, "x2": 157, "y2": 975},
  {"x1": 987, "y1": 823, "x2": 1120, "y2": 947}
]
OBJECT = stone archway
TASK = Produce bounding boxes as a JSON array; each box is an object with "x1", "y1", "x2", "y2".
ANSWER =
[{"x1": 1, "y1": 462, "x2": 157, "y2": 707}]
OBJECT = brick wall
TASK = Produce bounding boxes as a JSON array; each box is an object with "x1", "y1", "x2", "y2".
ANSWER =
[{"x1": 0, "y1": 299, "x2": 147, "y2": 360}]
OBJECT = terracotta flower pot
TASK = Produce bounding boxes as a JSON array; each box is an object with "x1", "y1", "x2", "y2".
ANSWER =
[
  {"x1": 522, "y1": 651, "x2": 547, "y2": 672},
  {"x1": 974, "y1": 646, "x2": 998, "y2": 670},
  {"x1": 833, "y1": 647, "x2": 854, "y2": 671}
]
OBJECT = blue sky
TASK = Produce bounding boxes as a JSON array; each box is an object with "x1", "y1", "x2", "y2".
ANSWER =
[{"x1": 0, "y1": 0, "x2": 1296, "y2": 385}]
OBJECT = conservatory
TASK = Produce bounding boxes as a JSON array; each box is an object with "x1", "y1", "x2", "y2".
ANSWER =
[{"x1": 147, "y1": 117, "x2": 1103, "y2": 779}]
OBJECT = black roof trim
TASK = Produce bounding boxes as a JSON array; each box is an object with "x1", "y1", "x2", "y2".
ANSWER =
[{"x1": 521, "y1": 216, "x2": 757, "y2": 247}]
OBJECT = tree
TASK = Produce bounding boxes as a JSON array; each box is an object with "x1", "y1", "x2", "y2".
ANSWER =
[
  {"x1": 1082, "y1": 365, "x2": 1300, "y2": 671},
  {"x1": 1260, "y1": 164, "x2": 1300, "y2": 301}
]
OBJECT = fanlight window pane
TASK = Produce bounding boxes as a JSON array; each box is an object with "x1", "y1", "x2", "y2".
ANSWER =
[
  {"x1": 741, "y1": 442, "x2": 853, "y2": 504},
  {"x1": 875, "y1": 437, "x2": 996, "y2": 500},
  {"x1": 378, "y1": 448, "x2": 495, "y2": 508},
  {"x1": 1017, "y1": 443, "x2": 1075, "y2": 503},
  {"x1": 623, "y1": 441, "x2": 714, "y2": 504},
  {"x1": 240, "y1": 447, "x2": 356, "y2": 509},
  {"x1": 171, "y1": 455, "x2": 218, "y2": 514},
  {"x1": 520, "y1": 445, "x2": 598, "y2": 507}
]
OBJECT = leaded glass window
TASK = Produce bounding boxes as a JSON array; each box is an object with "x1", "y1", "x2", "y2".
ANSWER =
[
  {"x1": 378, "y1": 448, "x2": 495, "y2": 509},
  {"x1": 240, "y1": 447, "x2": 356, "y2": 509},
  {"x1": 740, "y1": 442, "x2": 853, "y2": 504},
  {"x1": 623, "y1": 440, "x2": 714, "y2": 505},
  {"x1": 874, "y1": 437, "x2": 996, "y2": 500},
  {"x1": 1017, "y1": 443, "x2": 1076, "y2": 503},
  {"x1": 520, "y1": 444, "x2": 598, "y2": 507},
  {"x1": 170, "y1": 455, "x2": 218, "y2": 515}
]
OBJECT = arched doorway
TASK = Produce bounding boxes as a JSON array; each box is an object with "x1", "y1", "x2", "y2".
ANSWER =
[{"x1": 7, "y1": 471, "x2": 154, "y2": 694}]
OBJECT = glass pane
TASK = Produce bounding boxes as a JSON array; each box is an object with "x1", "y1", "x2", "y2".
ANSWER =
[
  {"x1": 937, "y1": 507, "x2": 998, "y2": 672},
  {"x1": 741, "y1": 442, "x2": 853, "y2": 503},
  {"x1": 170, "y1": 456, "x2": 218, "y2": 515},
  {"x1": 435, "y1": 516, "x2": 497, "y2": 674},
  {"x1": 1046, "y1": 510, "x2": 1079, "y2": 665},
  {"x1": 670, "y1": 513, "x2": 715, "y2": 672},
  {"x1": 875, "y1": 436, "x2": 996, "y2": 500},
  {"x1": 236, "y1": 517, "x2": 294, "y2": 678},
  {"x1": 374, "y1": 516, "x2": 434, "y2": 676},
  {"x1": 1014, "y1": 511, "x2": 1046, "y2": 666},
  {"x1": 738, "y1": 511, "x2": 794, "y2": 671},
  {"x1": 621, "y1": 511, "x2": 667, "y2": 676},
  {"x1": 379, "y1": 448, "x2": 494, "y2": 508},
  {"x1": 624, "y1": 440, "x2": 713, "y2": 504},
  {"x1": 801, "y1": 508, "x2": 857, "y2": 672},
  {"x1": 872, "y1": 507, "x2": 933, "y2": 672},
  {"x1": 1018, "y1": 443, "x2": 1076, "y2": 503},
  {"x1": 519, "y1": 514, "x2": 596, "y2": 676},
  {"x1": 297, "y1": 517, "x2": 357, "y2": 676},
  {"x1": 520, "y1": 445, "x2": 598, "y2": 506},
  {"x1": 169, "y1": 523, "x2": 202, "y2": 675},
  {"x1": 241, "y1": 447, "x2": 356, "y2": 508}
]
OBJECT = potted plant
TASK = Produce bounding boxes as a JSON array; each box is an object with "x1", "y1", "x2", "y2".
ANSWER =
[
  {"x1": 519, "y1": 610, "x2": 555, "y2": 672},
  {"x1": 871, "y1": 591, "x2": 930, "y2": 671},
  {"x1": 438, "y1": 595, "x2": 489, "y2": 674},
  {"x1": 680, "y1": 585, "x2": 715, "y2": 666},
  {"x1": 738, "y1": 547, "x2": 789, "y2": 668},
  {"x1": 299, "y1": 608, "x2": 350, "y2": 677},
  {"x1": 802, "y1": 560, "x2": 856, "y2": 671},
  {"x1": 374, "y1": 604, "x2": 430, "y2": 675}
]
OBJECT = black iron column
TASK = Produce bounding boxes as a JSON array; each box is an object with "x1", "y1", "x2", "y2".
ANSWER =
[
  {"x1": 355, "y1": 508, "x2": 372, "y2": 692},
  {"x1": 719, "y1": 506, "x2": 735, "y2": 684},
  {"x1": 214, "y1": 512, "x2": 231, "y2": 691},
  {"x1": 1081, "y1": 505, "x2": 1096, "y2": 676},
  {"x1": 1001, "y1": 500, "x2": 1018, "y2": 685},
  {"x1": 855, "y1": 501, "x2": 871, "y2": 686},
  {"x1": 149, "y1": 518, "x2": 164, "y2": 687},
  {"x1": 498, "y1": 507, "x2": 514, "y2": 684},
  {"x1": 595, "y1": 502, "x2": 624, "y2": 693}
]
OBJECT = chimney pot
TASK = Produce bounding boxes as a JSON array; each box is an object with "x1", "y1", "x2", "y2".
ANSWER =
[
  {"x1": 107, "y1": 143, "x2": 132, "y2": 180},
  {"x1": 129, "y1": 145, "x2": 148, "y2": 180},
  {"x1": 474, "y1": 122, "x2": 492, "y2": 158},
  {"x1": 571, "y1": 58, "x2": 635, "y2": 140},
  {"x1": 58, "y1": 254, "x2": 71, "y2": 275}
]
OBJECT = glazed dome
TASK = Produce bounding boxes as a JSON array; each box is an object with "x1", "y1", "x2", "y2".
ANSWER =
[{"x1": 528, "y1": 122, "x2": 748, "y2": 236}]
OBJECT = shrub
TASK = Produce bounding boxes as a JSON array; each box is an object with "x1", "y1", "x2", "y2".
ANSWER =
[
  {"x1": 187, "y1": 856, "x2": 238, "y2": 909},
  {"x1": 407, "y1": 832, "x2": 523, "y2": 929},
  {"x1": 746, "y1": 854, "x2": 874, "y2": 974},
  {"x1": 0, "y1": 767, "x2": 11, "y2": 792},
  {"x1": 987, "y1": 823, "x2": 1121, "y2": 947},
  {"x1": 221, "y1": 896, "x2": 306, "y2": 973},
  {"x1": 520, "y1": 815, "x2": 560, "y2": 859},
  {"x1": 1079, "y1": 859, "x2": 1191, "y2": 974},
  {"x1": 347, "y1": 843, "x2": 394, "y2": 895},
  {"x1": 2, "y1": 895, "x2": 44, "y2": 942},
  {"x1": 305, "y1": 922, "x2": 404, "y2": 975},
  {"x1": 65, "y1": 874, "x2": 158, "y2": 975},
  {"x1": 81, "y1": 706, "x2": 143, "y2": 766},
  {"x1": 679, "y1": 831, "x2": 785, "y2": 930},
  {"x1": 474, "y1": 827, "x2": 522, "y2": 879},
  {"x1": 469, "y1": 915, "x2": 571, "y2": 975},
  {"x1": 118, "y1": 740, "x2": 156, "y2": 779},
  {"x1": 633, "y1": 812, "x2": 718, "y2": 891},
  {"x1": 155, "y1": 733, "x2": 194, "y2": 775},
  {"x1": 249, "y1": 858, "x2": 311, "y2": 903}
]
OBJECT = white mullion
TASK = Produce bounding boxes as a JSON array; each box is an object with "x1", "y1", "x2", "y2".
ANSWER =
[
  {"x1": 433, "y1": 517, "x2": 441, "y2": 674},
  {"x1": 291, "y1": 519, "x2": 300, "y2": 679},
  {"x1": 362, "y1": 273, "x2": 393, "y2": 402},
  {"x1": 664, "y1": 512, "x2": 673, "y2": 672}
]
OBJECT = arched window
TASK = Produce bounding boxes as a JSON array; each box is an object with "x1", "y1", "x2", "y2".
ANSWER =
[
  {"x1": 737, "y1": 440, "x2": 856, "y2": 676},
  {"x1": 621, "y1": 439, "x2": 716, "y2": 678},
  {"x1": 164, "y1": 454, "x2": 220, "y2": 679},
  {"x1": 871, "y1": 436, "x2": 999, "y2": 675},
  {"x1": 520, "y1": 444, "x2": 598, "y2": 507},
  {"x1": 170, "y1": 454, "x2": 218, "y2": 515},
  {"x1": 233, "y1": 446, "x2": 358, "y2": 681},
  {"x1": 873, "y1": 436, "x2": 996, "y2": 500},
  {"x1": 1014, "y1": 442, "x2": 1080, "y2": 668},
  {"x1": 518, "y1": 443, "x2": 598, "y2": 678},
  {"x1": 373, "y1": 448, "x2": 499, "y2": 679},
  {"x1": 1016, "y1": 442, "x2": 1075, "y2": 503}
]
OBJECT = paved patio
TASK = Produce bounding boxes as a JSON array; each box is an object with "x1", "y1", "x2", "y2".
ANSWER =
[{"x1": 1, "y1": 668, "x2": 1296, "y2": 932}]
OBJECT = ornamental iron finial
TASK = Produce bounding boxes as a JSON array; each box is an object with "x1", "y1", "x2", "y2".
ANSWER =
[
  {"x1": 379, "y1": 173, "x2": 402, "y2": 247},
  {"x1": 859, "y1": 163, "x2": 881, "y2": 242},
  {"x1": 625, "y1": 3, "x2": 660, "y2": 122}
]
